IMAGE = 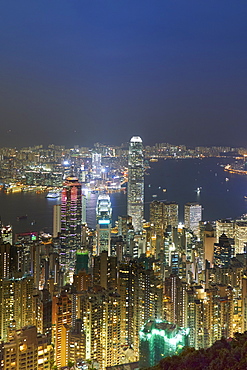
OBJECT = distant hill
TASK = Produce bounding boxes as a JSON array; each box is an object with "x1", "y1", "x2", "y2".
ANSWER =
[{"x1": 142, "y1": 332, "x2": 247, "y2": 370}]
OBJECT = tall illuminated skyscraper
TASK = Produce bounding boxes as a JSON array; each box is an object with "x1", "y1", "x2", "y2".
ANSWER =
[
  {"x1": 184, "y1": 202, "x2": 202, "y2": 236},
  {"x1": 150, "y1": 201, "x2": 164, "y2": 238},
  {"x1": 127, "y1": 136, "x2": 144, "y2": 232},
  {"x1": 52, "y1": 293, "x2": 72, "y2": 368},
  {"x1": 60, "y1": 176, "x2": 82, "y2": 279},
  {"x1": 96, "y1": 194, "x2": 112, "y2": 255},
  {"x1": 163, "y1": 201, "x2": 179, "y2": 229},
  {"x1": 92, "y1": 152, "x2": 102, "y2": 178}
]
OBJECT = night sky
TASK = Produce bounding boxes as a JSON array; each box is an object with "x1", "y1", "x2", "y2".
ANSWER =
[{"x1": 1, "y1": 1, "x2": 247, "y2": 148}]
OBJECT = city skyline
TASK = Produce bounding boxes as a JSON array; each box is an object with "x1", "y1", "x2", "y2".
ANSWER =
[
  {"x1": 1, "y1": 1, "x2": 247, "y2": 148},
  {"x1": 1, "y1": 2, "x2": 247, "y2": 368},
  {"x1": 1, "y1": 135, "x2": 247, "y2": 367}
]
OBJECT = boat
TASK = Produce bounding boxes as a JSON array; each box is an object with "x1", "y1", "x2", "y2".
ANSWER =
[
  {"x1": 150, "y1": 158, "x2": 158, "y2": 162},
  {"x1": 163, "y1": 189, "x2": 167, "y2": 192},
  {"x1": 152, "y1": 194, "x2": 157, "y2": 198},
  {"x1": 225, "y1": 178, "x2": 229, "y2": 182},
  {"x1": 46, "y1": 191, "x2": 61, "y2": 199}
]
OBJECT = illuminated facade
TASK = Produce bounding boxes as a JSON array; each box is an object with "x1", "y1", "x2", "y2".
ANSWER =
[
  {"x1": 1, "y1": 224, "x2": 13, "y2": 245},
  {"x1": 2, "y1": 326, "x2": 53, "y2": 370},
  {"x1": 214, "y1": 233, "x2": 232, "y2": 268},
  {"x1": 68, "y1": 319, "x2": 85, "y2": 366},
  {"x1": 187, "y1": 284, "x2": 233, "y2": 349},
  {"x1": 0, "y1": 242, "x2": 11, "y2": 279},
  {"x1": 139, "y1": 320, "x2": 189, "y2": 368},
  {"x1": 80, "y1": 290, "x2": 121, "y2": 369},
  {"x1": 96, "y1": 194, "x2": 112, "y2": 255},
  {"x1": 235, "y1": 220, "x2": 247, "y2": 254},
  {"x1": 184, "y1": 202, "x2": 202, "y2": 236},
  {"x1": 216, "y1": 219, "x2": 235, "y2": 242},
  {"x1": 53, "y1": 204, "x2": 61, "y2": 238},
  {"x1": 60, "y1": 176, "x2": 83, "y2": 278},
  {"x1": 52, "y1": 293, "x2": 72, "y2": 368},
  {"x1": 149, "y1": 201, "x2": 178, "y2": 257},
  {"x1": 127, "y1": 136, "x2": 144, "y2": 232},
  {"x1": 118, "y1": 261, "x2": 163, "y2": 356},
  {"x1": 93, "y1": 251, "x2": 117, "y2": 290},
  {"x1": 150, "y1": 201, "x2": 164, "y2": 239},
  {"x1": 118, "y1": 215, "x2": 133, "y2": 241},
  {"x1": 92, "y1": 152, "x2": 102, "y2": 178},
  {"x1": 163, "y1": 201, "x2": 179, "y2": 229},
  {"x1": 0, "y1": 276, "x2": 35, "y2": 342}
]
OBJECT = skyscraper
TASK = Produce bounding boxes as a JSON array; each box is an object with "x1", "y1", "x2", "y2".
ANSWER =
[
  {"x1": 118, "y1": 261, "x2": 163, "y2": 355},
  {"x1": 60, "y1": 176, "x2": 83, "y2": 279},
  {"x1": 92, "y1": 152, "x2": 102, "y2": 178},
  {"x1": 80, "y1": 290, "x2": 121, "y2": 369},
  {"x1": 184, "y1": 202, "x2": 202, "y2": 236},
  {"x1": 52, "y1": 293, "x2": 72, "y2": 368},
  {"x1": 53, "y1": 204, "x2": 61, "y2": 238},
  {"x1": 163, "y1": 201, "x2": 179, "y2": 229},
  {"x1": 127, "y1": 136, "x2": 144, "y2": 232},
  {"x1": 2, "y1": 326, "x2": 54, "y2": 370},
  {"x1": 150, "y1": 201, "x2": 164, "y2": 238},
  {"x1": 96, "y1": 194, "x2": 112, "y2": 255},
  {"x1": 214, "y1": 233, "x2": 232, "y2": 268}
]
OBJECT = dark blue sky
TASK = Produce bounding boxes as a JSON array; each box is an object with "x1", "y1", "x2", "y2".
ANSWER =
[{"x1": 1, "y1": 1, "x2": 247, "y2": 148}]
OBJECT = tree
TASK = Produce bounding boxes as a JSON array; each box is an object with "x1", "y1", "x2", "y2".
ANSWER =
[
  {"x1": 86, "y1": 359, "x2": 98, "y2": 370},
  {"x1": 67, "y1": 360, "x2": 75, "y2": 369}
]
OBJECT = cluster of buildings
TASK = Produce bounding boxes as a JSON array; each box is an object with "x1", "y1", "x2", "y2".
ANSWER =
[
  {"x1": 0, "y1": 141, "x2": 246, "y2": 193},
  {"x1": 1, "y1": 136, "x2": 247, "y2": 369}
]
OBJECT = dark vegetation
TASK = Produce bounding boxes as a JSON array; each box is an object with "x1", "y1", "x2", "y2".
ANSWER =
[{"x1": 144, "y1": 332, "x2": 247, "y2": 370}]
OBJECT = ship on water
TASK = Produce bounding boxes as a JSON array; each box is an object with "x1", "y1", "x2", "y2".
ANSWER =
[{"x1": 46, "y1": 190, "x2": 61, "y2": 199}]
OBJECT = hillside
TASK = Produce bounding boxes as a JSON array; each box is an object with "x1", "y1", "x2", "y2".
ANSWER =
[{"x1": 143, "y1": 332, "x2": 247, "y2": 370}]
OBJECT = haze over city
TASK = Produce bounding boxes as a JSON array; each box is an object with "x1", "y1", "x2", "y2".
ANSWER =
[{"x1": 1, "y1": 1, "x2": 247, "y2": 148}]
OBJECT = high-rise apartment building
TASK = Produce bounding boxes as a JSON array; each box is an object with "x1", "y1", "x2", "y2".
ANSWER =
[
  {"x1": 150, "y1": 201, "x2": 164, "y2": 238},
  {"x1": 68, "y1": 319, "x2": 85, "y2": 366},
  {"x1": 118, "y1": 261, "x2": 163, "y2": 356},
  {"x1": 184, "y1": 202, "x2": 202, "y2": 236},
  {"x1": 150, "y1": 201, "x2": 179, "y2": 237},
  {"x1": 80, "y1": 290, "x2": 121, "y2": 369},
  {"x1": 235, "y1": 220, "x2": 247, "y2": 254},
  {"x1": 2, "y1": 326, "x2": 53, "y2": 370},
  {"x1": 52, "y1": 293, "x2": 72, "y2": 368},
  {"x1": 93, "y1": 251, "x2": 117, "y2": 290},
  {"x1": 216, "y1": 219, "x2": 235, "y2": 242},
  {"x1": 214, "y1": 233, "x2": 232, "y2": 268},
  {"x1": 0, "y1": 242, "x2": 11, "y2": 279},
  {"x1": 202, "y1": 222, "x2": 216, "y2": 268},
  {"x1": 186, "y1": 284, "x2": 233, "y2": 349},
  {"x1": 0, "y1": 276, "x2": 35, "y2": 342},
  {"x1": 127, "y1": 136, "x2": 144, "y2": 232}
]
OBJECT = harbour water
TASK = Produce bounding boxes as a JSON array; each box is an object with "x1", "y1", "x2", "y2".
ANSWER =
[{"x1": 0, "y1": 158, "x2": 247, "y2": 235}]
